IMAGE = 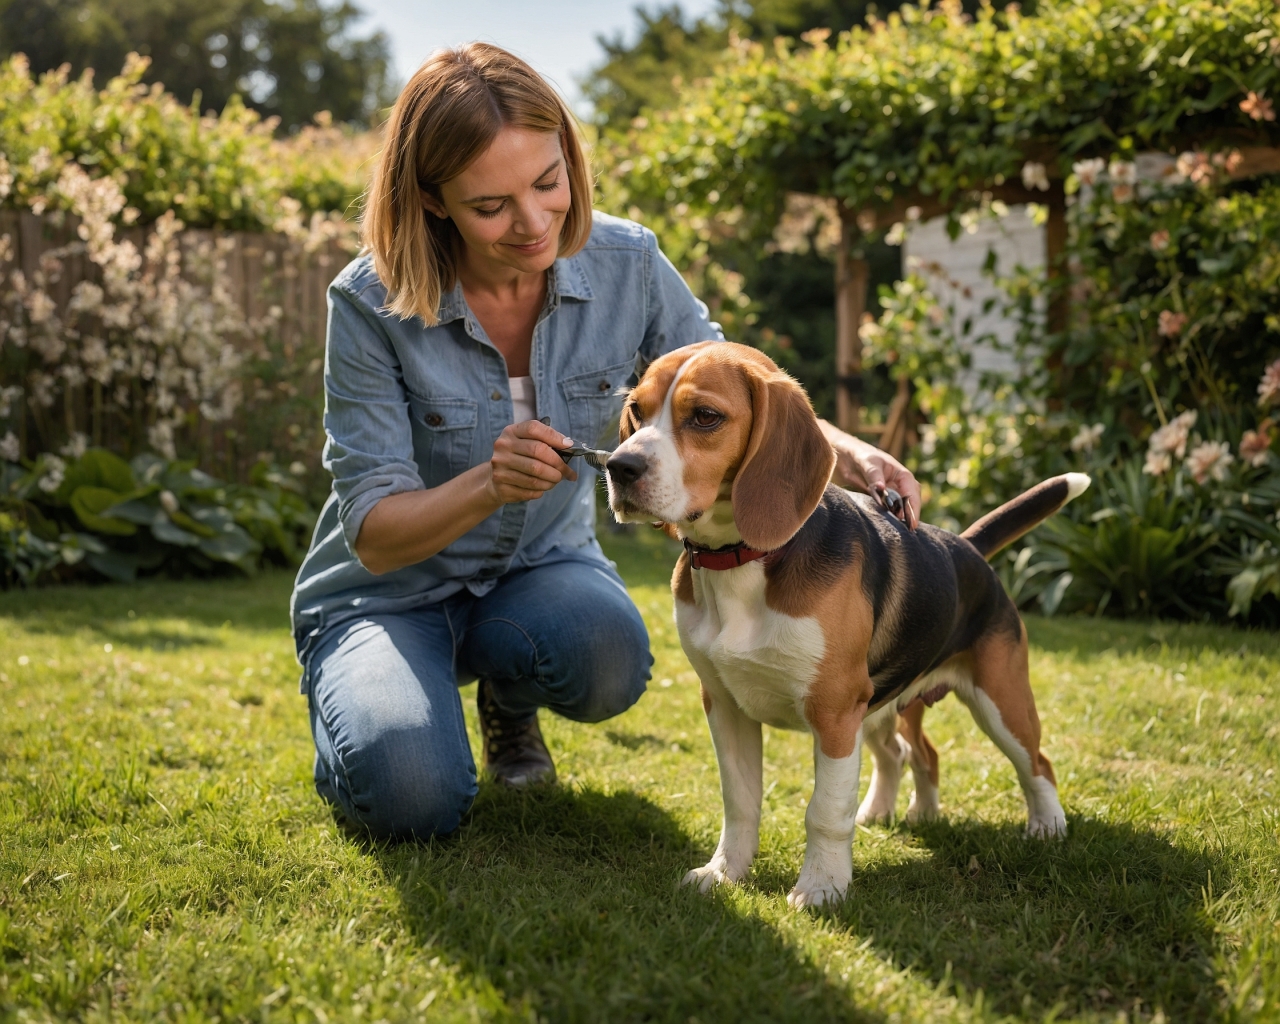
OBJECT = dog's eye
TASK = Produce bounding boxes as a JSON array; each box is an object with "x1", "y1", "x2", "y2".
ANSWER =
[{"x1": 691, "y1": 407, "x2": 723, "y2": 429}]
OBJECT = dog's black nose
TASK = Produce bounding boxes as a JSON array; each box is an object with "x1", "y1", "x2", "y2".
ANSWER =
[{"x1": 606, "y1": 452, "x2": 647, "y2": 486}]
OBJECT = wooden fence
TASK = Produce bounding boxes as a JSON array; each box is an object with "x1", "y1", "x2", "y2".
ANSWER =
[{"x1": 0, "y1": 210, "x2": 353, "y2": 485}]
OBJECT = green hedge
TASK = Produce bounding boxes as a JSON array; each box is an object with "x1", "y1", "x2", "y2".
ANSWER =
[{"x1": 0, "y1": 53, "x2": 373, "y2": 230}]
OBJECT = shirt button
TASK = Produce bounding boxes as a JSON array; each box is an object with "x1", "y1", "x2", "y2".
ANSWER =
[
  {"x1": 491, "y1": 390, "x2": 502, "y2": 400},
  {"x1": 426, "y1": 414, "x2": 443, "y2": 426},
  {"x1": 597, "y1": 380, "x2": 610, "y2": 392}
]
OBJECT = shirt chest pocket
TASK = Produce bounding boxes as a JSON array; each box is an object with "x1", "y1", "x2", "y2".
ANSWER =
[
  {"x1": 558, "y1": 359, "x2": 634, "y2": 448},
  {"x1": 406, "y1": 394, "x2": 478, "y2": 484}
]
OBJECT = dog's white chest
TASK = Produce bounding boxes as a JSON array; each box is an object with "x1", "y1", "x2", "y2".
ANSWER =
[{"x1": 675, "y1": 563, "x2": 825, "y2": 731}]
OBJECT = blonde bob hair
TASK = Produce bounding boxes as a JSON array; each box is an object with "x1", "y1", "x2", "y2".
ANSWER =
[{"x1": 362, "y1": 43, "x2": 594, "y2": 326}]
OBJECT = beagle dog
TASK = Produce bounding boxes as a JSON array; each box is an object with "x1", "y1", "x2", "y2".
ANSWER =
[{"x1": 605, "y1": 342, "x2": 1089, "y2": 909}]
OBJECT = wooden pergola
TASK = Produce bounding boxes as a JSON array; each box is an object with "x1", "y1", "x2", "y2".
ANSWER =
[{"x1": 830, "y1": 146, "x2": 1280, "y2": 455}]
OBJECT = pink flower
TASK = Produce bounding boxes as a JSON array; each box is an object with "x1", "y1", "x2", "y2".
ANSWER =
[
  {"x1": 1150, "y1": 229, "x2": 1171, "y2": 252},
  {"x1": 1185, "y1": 440, "x2": 1234, "y2": 484},
  {"x1": 1111, "y1": 183, "x2": 1135, "y2": 204},
  {"x1": 1258, "y1": 359, "x2": 1280, "y2": 407},
  {"x1": 1148, "y1": 410, "x2": 1197, "y2": 459},
  {"x1": 1158, "y1": 310, "x2": 1188, "y2": 337},
  {"x1": 1176, "y1": 151, "x2": 1215, "y2": 186},
  {"x1": 1241, "y1": 92, "x2": 1276, "y2": 122},
  {"x1": 1239, "y1": 429, "x2": 1272, "y2": 468}
]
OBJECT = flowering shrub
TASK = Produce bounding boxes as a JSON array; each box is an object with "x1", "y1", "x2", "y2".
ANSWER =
[{"x1": 0, "y1": 53, "x2": 363, "y2": 583}]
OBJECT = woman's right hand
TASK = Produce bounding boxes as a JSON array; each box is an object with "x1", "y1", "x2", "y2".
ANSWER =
[{"x1": 485, "y1": 419, "x2": 578, "y2": 505}]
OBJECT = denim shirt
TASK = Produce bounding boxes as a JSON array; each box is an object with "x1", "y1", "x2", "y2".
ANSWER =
[{"x1": 290, "y1": 212, "x2": 722, "y2": 670}]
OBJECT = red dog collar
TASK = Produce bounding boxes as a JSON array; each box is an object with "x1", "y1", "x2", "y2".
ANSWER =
[{"x1": 684, "y1": 539, "x2": 772, "y2": 571}]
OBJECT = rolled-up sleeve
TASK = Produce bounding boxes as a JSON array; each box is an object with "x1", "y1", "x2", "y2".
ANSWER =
[
  {"x1": 638, "y1": 230, "x2": 724, "y2": 367},
  {"x1": 322, "y1": 285, "x2": 424, "y2": 555}
]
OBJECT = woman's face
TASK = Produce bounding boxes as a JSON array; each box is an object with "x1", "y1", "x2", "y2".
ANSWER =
[{"x1": 425, "y1": 127, "x2": 571, "y2": 277}]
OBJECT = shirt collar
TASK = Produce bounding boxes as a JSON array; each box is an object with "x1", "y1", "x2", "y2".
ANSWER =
[{"x1": 435, "y1": 254, "x2": 594, "y2": 324}]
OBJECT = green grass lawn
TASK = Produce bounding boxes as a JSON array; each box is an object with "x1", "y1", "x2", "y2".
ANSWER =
[{"x1": 2, "y1": 528, "x2": 1279, "y2": 1022}]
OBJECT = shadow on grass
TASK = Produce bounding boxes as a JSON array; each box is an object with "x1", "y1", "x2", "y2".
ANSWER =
[
  {"x1": 750, "y1": 815, "x2": 1226, "y2": 1021},
  {"x1": 371, "y1": 783, "x2": 882, "y2": 1024}
]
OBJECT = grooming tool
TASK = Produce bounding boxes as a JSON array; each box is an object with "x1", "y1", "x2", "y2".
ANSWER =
[
  {"x1": 874, "y1": 483, "x2": 914, "y2": 527},
  {"x1": 540, "y1": 417, "x2": 612, "y2": 471}
]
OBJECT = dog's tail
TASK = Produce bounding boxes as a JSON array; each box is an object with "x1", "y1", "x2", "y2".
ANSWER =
[{"x1": 960, "y1": 473, "x2": 1091, "y2": 560}]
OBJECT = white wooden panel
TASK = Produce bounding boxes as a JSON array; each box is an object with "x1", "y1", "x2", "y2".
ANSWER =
[{"x1": 901, "y1": 205, "x2": 1045, "y2": 391}]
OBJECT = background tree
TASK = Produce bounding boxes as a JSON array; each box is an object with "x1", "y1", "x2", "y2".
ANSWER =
[{"x1": 0, "y1": 0, "x2": 392, "y2": 131}]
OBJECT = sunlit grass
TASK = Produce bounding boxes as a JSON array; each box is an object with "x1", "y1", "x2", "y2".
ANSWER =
[{"x1": 1, "y1": 529, "x2": 1278, "y2": 1022}]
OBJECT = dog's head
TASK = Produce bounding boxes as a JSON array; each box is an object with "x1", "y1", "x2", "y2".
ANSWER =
[{"x1": 605, "y1": 341, "x2": 835, "y2": 550}]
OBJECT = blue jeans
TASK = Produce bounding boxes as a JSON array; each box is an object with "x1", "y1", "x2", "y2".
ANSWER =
[{"x1": 305, "y1": 558, "x2": 651, "y2": 839}]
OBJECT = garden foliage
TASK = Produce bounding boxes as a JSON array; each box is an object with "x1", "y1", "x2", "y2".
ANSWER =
[
  {"x1": 0, "y1": 446, "x2": 314, "y2": 586},
  {"x1": 862, "y1": 167, "x2": 1280, "y2": 624},
  {"x1": 0, "y1": 54, "x2": 366, "y2": 583}
]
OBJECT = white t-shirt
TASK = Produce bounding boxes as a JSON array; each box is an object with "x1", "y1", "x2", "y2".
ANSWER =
[{"x1": 509, "y1": 375, "x2": 536, "y2": 424}]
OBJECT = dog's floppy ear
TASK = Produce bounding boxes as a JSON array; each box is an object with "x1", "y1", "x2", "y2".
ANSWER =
[
  {"x1": 731, "y1": 366, "x2": 835, "y2": 551},
  {"x1": 619, "y1": 391, "x2": 641, "y2": 443}
]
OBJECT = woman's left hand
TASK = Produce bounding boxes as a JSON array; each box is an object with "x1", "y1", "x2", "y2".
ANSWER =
[{"x1": 820, "y1": 420, "x2": 921, "y2": 530}]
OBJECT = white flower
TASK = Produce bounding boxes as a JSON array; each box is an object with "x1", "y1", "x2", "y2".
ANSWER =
[
  {"x1": 1143, "y1": 449, "x2": 1172, "y2": 476},
  {"x1": 1073, "y1": 158, "x2": 1105, "y2": 186},
  {"x1": 1070, "y1": 423, "x2": 1104, "y2": 452},
  {"x1": 1186, "y1": 440, "x2": 1234, "y2": 484},
  {"x1": 0, "y1": 385, "x2": 21, "y2": 418},
  {"x1": 0, "y1": 431, "x2": 19, "y2": 462},
  {"x1": 159, "y1": 490, "x2": 180, "y2": 515},
  {"x1": 1021, "y1": 161, "x2": 1050, "y2": 192},
  {"x1": 1108, "y1": 160, "x2": 1137, "y2": 185},
  {"x1": 59, "y1": 432, "x2": 88, "y2": 459},
  {"x1": 37, "y1": 454, "x2": 65, "y2": 493},
  {"x1": 1148, "y1": 410, "x2": 1198, "y2": 458}
]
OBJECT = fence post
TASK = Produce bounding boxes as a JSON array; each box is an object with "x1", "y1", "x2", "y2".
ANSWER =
[{"x1": 834, "y1": 209, "x2": 869, "y2": 434}]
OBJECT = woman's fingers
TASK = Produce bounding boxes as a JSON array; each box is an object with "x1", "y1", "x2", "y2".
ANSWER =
[
  {"x1": 488, "y1": 420, "x2": 579, "y2": 504},
  {"x1": 859, "y1": 449, "x2": 921, "y2": 530}
]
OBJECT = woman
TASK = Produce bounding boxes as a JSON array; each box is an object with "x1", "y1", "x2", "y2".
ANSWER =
[{"x1": 291, "y1": 42, "x2": 921, "y2": 839}]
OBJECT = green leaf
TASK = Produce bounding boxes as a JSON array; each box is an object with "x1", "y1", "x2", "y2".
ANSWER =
[
  {"x1": 106, "y1": 498, "x2": 162, "y2": 525},
  {"x1": 69, "y1": 486, "x2": 138, "y2": 536},
  {"x1": 85, "y1": 549, "x2": 141, "y2": 583},
  {"x1": 55, "y1": 449, "x2": 136, "y2": 504},
  {"x1": 198, "y1": 523, "x2": 261, "y2": 569},
  {"x1": 150, "y1": 514, "x2": 202, "y2": 547},
  {"x1": 1039, "y1": 572, "x2": 1074, "y2": 616}
]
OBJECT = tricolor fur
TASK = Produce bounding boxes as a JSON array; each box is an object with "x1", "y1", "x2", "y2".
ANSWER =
[{"x1": 605, "y1": 342, "x2": 1089, "y2": 908}]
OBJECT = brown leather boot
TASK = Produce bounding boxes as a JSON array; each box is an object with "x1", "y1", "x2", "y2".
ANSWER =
[{"x1": 477, "y1": 679, "x2": 556, "y2": 787}]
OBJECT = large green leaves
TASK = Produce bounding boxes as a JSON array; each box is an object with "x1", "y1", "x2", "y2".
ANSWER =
[
  {"x1": 69, "y1": 487, "x2": 138, "y2": 536},
  {"x1": 1, "y1": 450, "x2": 310, "y2": 586}
]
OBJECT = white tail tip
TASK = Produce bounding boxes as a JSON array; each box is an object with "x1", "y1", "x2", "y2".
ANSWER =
[{"x1": 1064, "y1": 473, "x2": 1091, "y2": 501}]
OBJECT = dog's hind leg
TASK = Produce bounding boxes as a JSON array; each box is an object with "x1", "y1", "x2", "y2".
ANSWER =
[
  {"x1": 954, "y1": 623, "x2": 1066, "y2": 837},
  {"x1": 897, "y1": 699, "x2": 941, "y2": 823},
  {"x1": 855, "y1": 708, "x2": 907, "y2": 825}
]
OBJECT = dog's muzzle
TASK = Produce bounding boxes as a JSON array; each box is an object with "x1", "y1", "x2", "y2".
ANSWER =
[{"x1": 605, "y1": 451, "x2": 648, "y2": 487}]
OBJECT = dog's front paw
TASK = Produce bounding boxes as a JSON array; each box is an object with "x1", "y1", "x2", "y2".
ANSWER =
[
  {"x1": 1026, "y1": 810, "x2": 1067, "y2": 838},
  {"x1": 786, "y1": 870, "x2": 849, "y2": 910},
  {"x1": 682, "y1": 855, "x2": 747, "y2": 894}
]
